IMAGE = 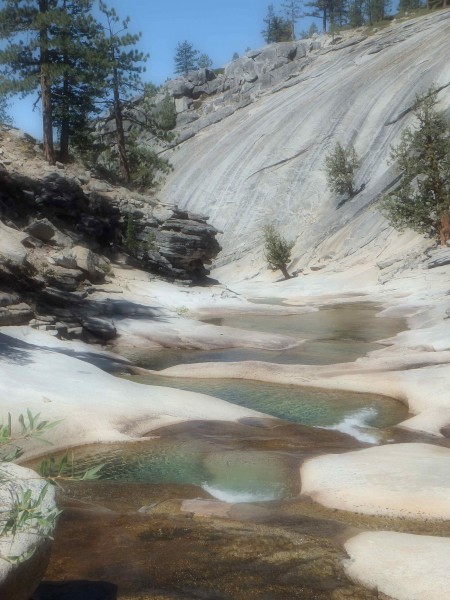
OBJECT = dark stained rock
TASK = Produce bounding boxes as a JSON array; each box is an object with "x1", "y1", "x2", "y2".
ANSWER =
[
  {"x1": 81, "y1": 316, "x2": 117, "y2": 340},
  {"x1": 139, "y1": 208, "x2": 221, "y2": 280},
  {"x1": 39, "y1": 288, "x2": 87, "y2": 307},
  {"x1": 31, "y1": 580, "x2": 118, "y2": 600},
  {"x1": 44, "y1": 266, "x2": 85, "y2": 292},
  {"x1": 24, "y1": 218, "x2": 56, "y2": 242},
  {"x1": 0, "y1": 302, "x2": 33, "y2": 325},
  {"x1": 0, "y1": 290, "x2": 20, "y2": 306}
]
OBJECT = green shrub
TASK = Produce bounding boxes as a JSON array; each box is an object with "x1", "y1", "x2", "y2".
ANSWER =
[{"x1": 263, "y1": 225, "x2": 295, "y2": 280}]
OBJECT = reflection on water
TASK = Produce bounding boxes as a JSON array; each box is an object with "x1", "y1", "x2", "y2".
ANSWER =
[
  {"x1": 123, "y1": 303, "x2": 405, "y2": 370},
  {"x1": 204, "y1": 303, "x2": 404, "y2": 342}
]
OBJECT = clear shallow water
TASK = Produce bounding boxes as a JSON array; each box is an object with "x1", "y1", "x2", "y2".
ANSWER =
[
  {"x1": 124, "y1": 303, "x2": 406, "y2": 370},
  {"x1": 129, "y1": 374, "x2": 408, "y2": 433},
  {"x1": 30, "y1": 440, "x2": 296, "y2": 502},
  {"x1": 204, "y1": 303, "x2": 403, "y2": 342},
  {"x1": 36, "y1": 303, "x2": 407, "y2": 502}
]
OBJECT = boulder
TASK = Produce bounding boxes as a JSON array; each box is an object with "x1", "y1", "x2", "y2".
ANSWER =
[
  {"x1": 72, "y1": 246, "x2": 109, "y2": 282},
  {"x1": 44, "y1": 266, "x2": 85, "y2": 292},
  {"x1": 0, "y1": 302, "x2": 33, "y2": 325},
  {"x1": 156, "y1": 214, "x2": 221, "y2": 277},
  {"x1": 82, "y1": 316, "x2": 117, "y2": 340},
  {"x1": 24, "y1": 218, "x2": 56, "y2": 242},
  {"x1": 49, "y1": 249, "x2": 78, "y2": 270},
  {"x1": 175, "y1": 97, "x2": 193, "y2": 114},
  {"x1": 166, "y1": 78, "x2": 195, "y2": 98},
  {"x1": 0, "y1": 291, "x2": 20, "y2": 306},
  {"x1": 50, "y1": 247, "x2": 109, "y2": 283},
  {"x1": 187, "y1": 67, "x2": 216, "y2": 87},
  {"x1": 0, "y1": 221, "x2": 28, "y2": 269},
  {"x1": 0, "y1": 463, "x2": 56, "y2": 600}
]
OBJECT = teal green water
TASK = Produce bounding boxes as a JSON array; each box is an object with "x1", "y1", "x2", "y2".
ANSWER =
[
  {"x1": 38, "y1": 303, "x2": 407, "y2": 502},
  {"x1": 130, "y1": 374, "x2": 408, "y2": 436},
  {"x1": 32, "y1": 440, "x2": 295, "y2": 501}
]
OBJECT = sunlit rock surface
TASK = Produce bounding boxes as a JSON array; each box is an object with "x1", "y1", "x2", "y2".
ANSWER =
[
  {"x1": 344, "y1": 531, "x2": 450, "y2": 600},
  {"x1": 160, "y1": 11, "x2": 450, "y2": 278}
]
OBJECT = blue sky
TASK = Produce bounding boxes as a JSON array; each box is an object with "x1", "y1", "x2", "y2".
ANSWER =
[{"x1": 7, "y1": 0, "x2": 319, "y2": 137}]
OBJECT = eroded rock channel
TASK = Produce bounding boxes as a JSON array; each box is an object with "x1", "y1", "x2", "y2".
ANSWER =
[{"x1": 26, "y1": 301, "x2": 436, "y2": 600}]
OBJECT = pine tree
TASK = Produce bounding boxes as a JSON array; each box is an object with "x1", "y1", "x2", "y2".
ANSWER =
[
  {"x1": 282, "y1": 0, "x2": 302, "y2": 40},
  {"x1": 398, "y1": 0, "x2": 422, "y2": 11},
  {"x1": 50, "y1": 0, "x2": 104, "y2": 162},
  {"x1": 325, "y1": 142, "x2": 360, "y2": 198},
  {"x1": 0, "y1": 90, "x2": 13, "y2": 125},
  {"x1": 97, "y1": 1, "x2": 148, "y2": 183},
  {"x1": 347, "y1": 0, "x2": 365, "y2": 26},
  {"x1": 263, "y1": 225, "x2": 295, "y2": 279},
  {"x1": 197, "y1": 53, "x2": 213, "y2": 69},
  {"x1": 0, "y1": 0, "x2": 64, "y2": 163},
  {"x1": 262, "y1": 4, "x2": 292, "y2": 43},
  {"x1": 262, "y1": 3, "x2": 277, "y2": 43},
  {"x1": 304, "y1": 0, "x2": 329, "y2": 32},
  {"x1": 365, "y1": 0, "x2": 391, "y2": 23},
  {"x1": 157, "y1": 93, "x2": 177, "y2": 131},
  {"x1": 300, "y1": 22, "x2": 319, "y2": 38},
  {"x1": 174, "y1": 41, "x2": 199, "y2": 76},
  {"x1": 381, "y1": 88, "x2": 450, "y2": 245}
]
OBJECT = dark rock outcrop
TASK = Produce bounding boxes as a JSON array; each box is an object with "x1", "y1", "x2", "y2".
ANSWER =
[
  {"x1": 24, "y1": 218, "x2": 56, "y2": 242},
  {"x1": 0, "y1": 128, "x2": 221, "y2": 332},
  {"x1": 134, "y1": 206, "x2": 221, "y2": 279},
  {"x1": 81, "y1": 316, "x2": 117, "y2": 341}
]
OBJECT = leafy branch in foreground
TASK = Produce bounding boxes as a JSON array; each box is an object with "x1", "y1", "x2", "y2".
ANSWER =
[
  {"x1": 0, "y1": 410, "x2": 61, "y2": 462},
  {"x1": 0, "y1": 483, "x2": 62, "y2": 560},
  {"x1": 0, "y1": 411, "x2": 103, "y2": 564}
]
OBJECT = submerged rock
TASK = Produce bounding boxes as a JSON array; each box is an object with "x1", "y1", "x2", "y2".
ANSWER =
[{"x1": 32, "y1": 580, "x2": 118, "y2": 600}]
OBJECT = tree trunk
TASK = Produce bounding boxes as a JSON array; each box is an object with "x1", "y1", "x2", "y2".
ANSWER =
[
  {"x1": 328, "y1": 0, "x2": 335, "y2": 30},
  {"x1": 39, "y1": 0, "x2": 54, "y2": 165},
  {"x1": 322, "y1": 7, "x2": 327, "y2": 32},
  {"x1": 59, "y1": 72, "x2": 70, "y2": 163},
  {"x1": 112, "y1": 64, "x2": 130, "y2": 183},
  {"x1": 59, "y1": 0, "x2": 70, "y2": 163},
  {"x1": 438, "y1": 212, "x2": 450, "y2": 246},
  {"x1": 279, "y1": 264, "x2": 292, "y2": 279}
]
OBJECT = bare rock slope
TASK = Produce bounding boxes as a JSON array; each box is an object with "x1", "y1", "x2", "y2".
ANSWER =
[{"x1": 159, "y1": 11, "x2": 450, "y2": 279}]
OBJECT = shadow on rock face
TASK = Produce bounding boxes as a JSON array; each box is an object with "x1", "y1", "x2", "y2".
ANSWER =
[{"x1": 31, "y1": 580, "x2": 118, "y2": 600}]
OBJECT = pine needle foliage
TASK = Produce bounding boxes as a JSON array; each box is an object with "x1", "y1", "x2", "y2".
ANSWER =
[
  {"x1": 197, "y1": 53, "x2": 213, "y2": 69},
  {"x1": 380, "y1": 88, "x2": 450, "y2": 245},
  {"x1": 174, "y1": 41, "x2": 199, "y2": 76},
  {"x1": 263, "y1": 225, "x2": 295, "y2": 279},
  {"x1": 324, "y1": 142, "x2": 360, "y2": 198},
  {"x1": 0, "y1": 0, "x2": 65, "y2": 162}
]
